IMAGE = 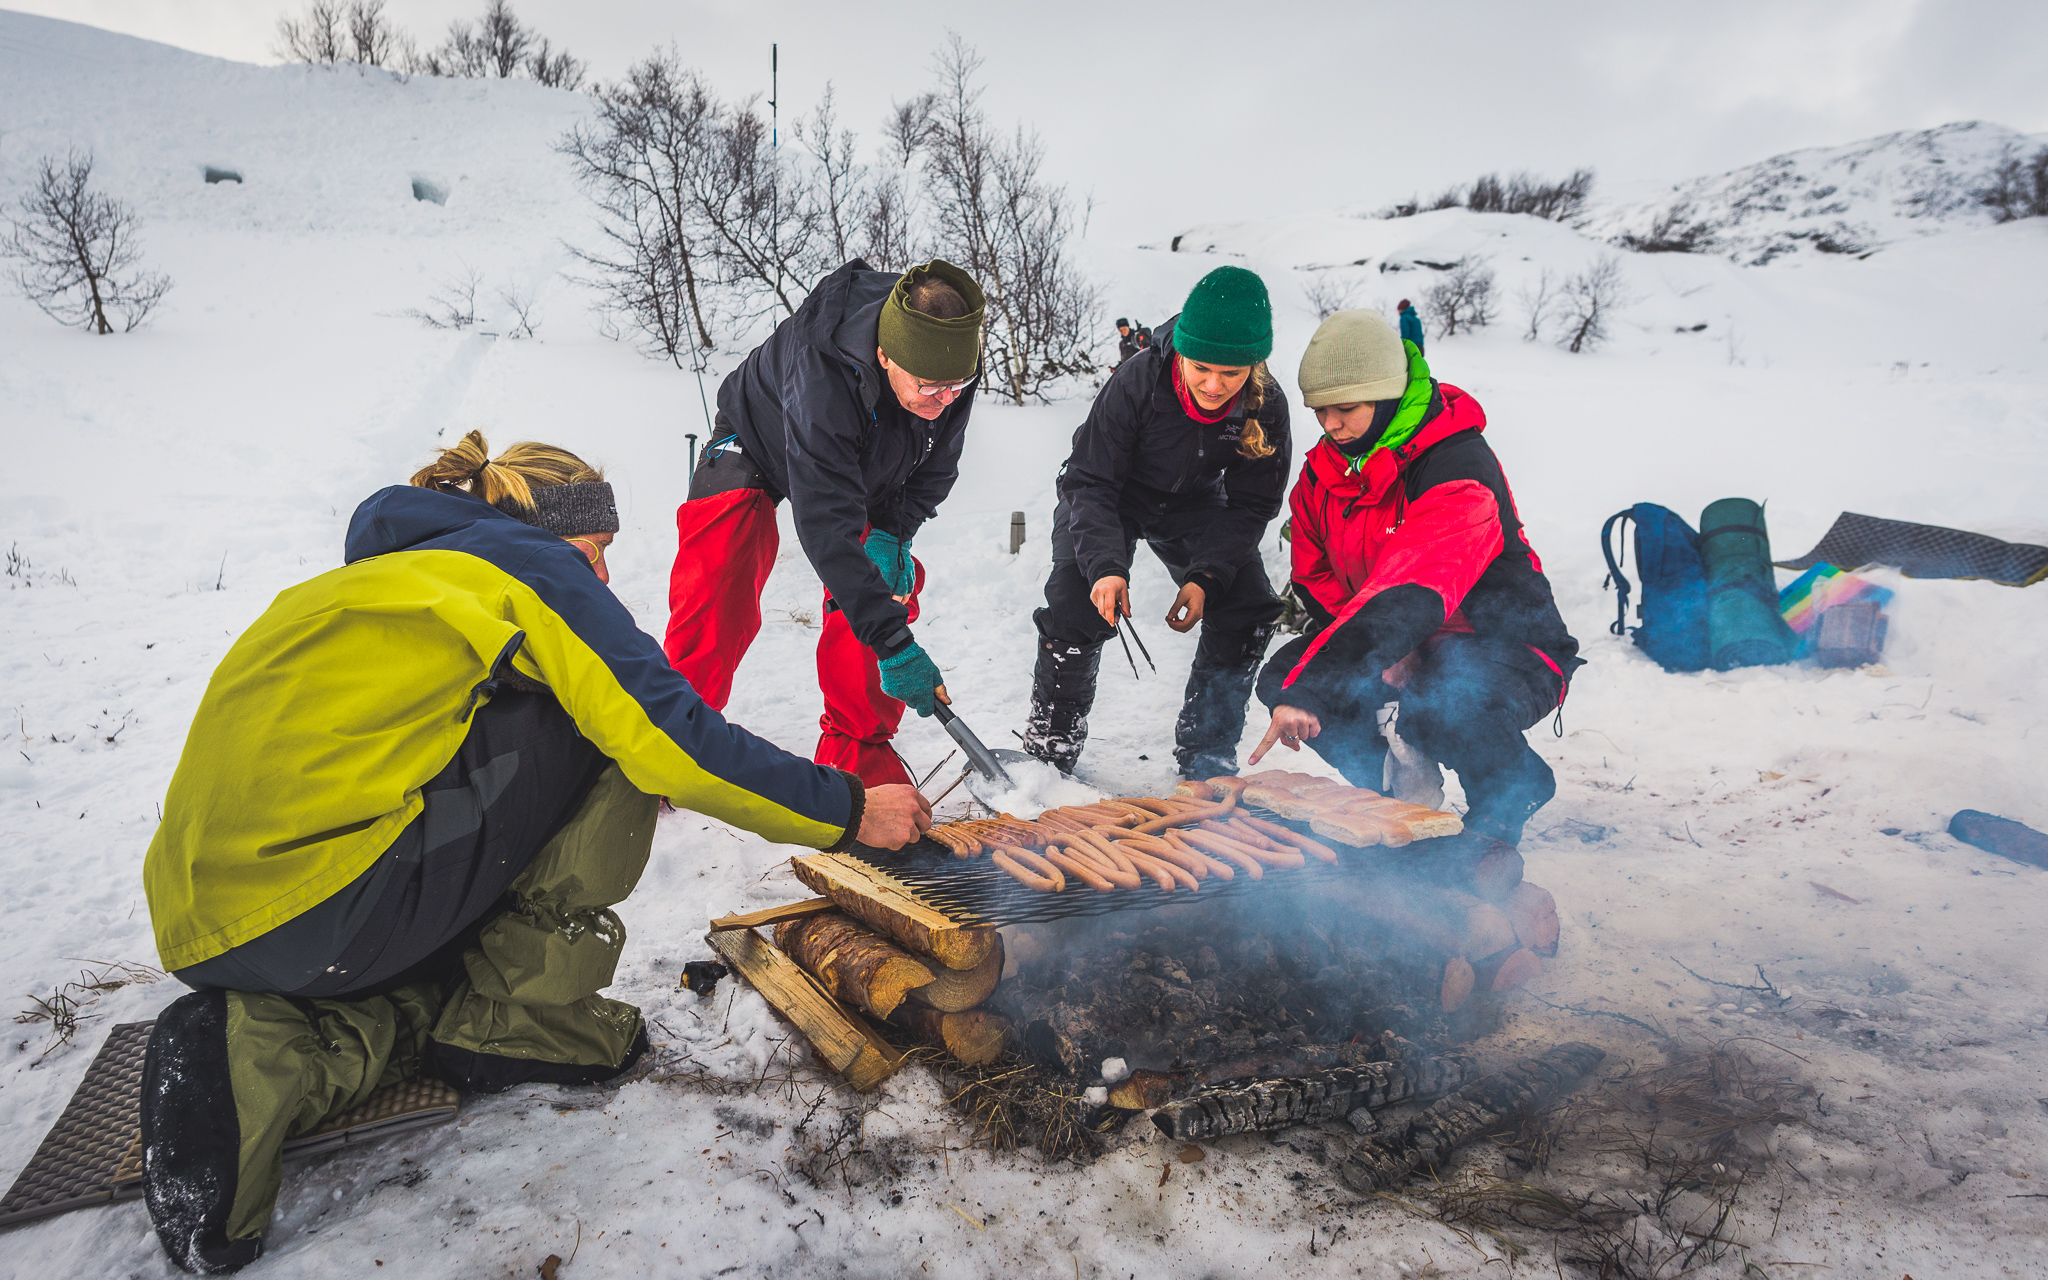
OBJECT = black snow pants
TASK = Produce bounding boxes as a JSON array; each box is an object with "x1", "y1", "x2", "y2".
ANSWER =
[
  {"x1": 1260, "y1": 632, "x2": 1564, "y2": 843},
  {"x1": 1028, "y1": 498, "x2": 1282, "y2": 777}
]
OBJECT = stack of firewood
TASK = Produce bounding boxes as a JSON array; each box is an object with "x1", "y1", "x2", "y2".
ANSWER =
[{"x1": 769, "y1": 910, "x2": 1011, "y2": 1066}]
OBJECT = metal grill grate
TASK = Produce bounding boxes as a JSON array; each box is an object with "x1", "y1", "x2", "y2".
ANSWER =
[{"x1": 843, "y1": 829, "x2": 1377, "y2": 927}]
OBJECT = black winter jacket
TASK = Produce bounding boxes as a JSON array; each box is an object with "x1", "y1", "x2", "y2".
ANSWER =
[
  {"x1": 1055, "y1": 316, "x2": 1290, "y2": 594},
  {"x1": 717, "y1": 260, "x2": 977, "y2": 657}
]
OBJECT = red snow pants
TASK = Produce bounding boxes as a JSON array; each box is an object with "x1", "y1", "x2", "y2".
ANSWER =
[{"x1": 663, "y1": 489, "x2": 921, "y2": 788}]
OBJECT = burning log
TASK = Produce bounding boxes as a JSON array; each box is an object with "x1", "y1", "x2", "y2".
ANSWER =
[
  {"x1": 1108, "y1": 1069, "x2": 1179, "y2": 1111},
  {"x1": 1502, "y1": 882, "x2": 1559, "y2": 955},
  {"x1": 772, "y1": 912, "x2": 935, "y2": 1020},
  {"x1": 906, "y1": 935, "x2": 1005, "y2": 1012},
  {"x1": 1336, "y1": 1042, "x2": 1606, "y2": 1193},
  {"x1": 1149, "y1": 1053, "x2": 1476, "y2": 1141},
  {"x1": 886, "y1": 1005, "x2": 1011, "y2": 1066}
]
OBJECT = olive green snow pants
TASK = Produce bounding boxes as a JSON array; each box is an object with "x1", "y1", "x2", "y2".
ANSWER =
[{"x1": 222, "y1": 764, "x2": 658, "y2": 1240}]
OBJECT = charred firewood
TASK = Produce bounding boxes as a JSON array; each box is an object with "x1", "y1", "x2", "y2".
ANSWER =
[
  {"x1": 1150, "y1": 1053, "x2": 1474, "y2": 1140},
  {"x1": 1336, "y1": 1041, "x2": 1605, "y2": 1193}
]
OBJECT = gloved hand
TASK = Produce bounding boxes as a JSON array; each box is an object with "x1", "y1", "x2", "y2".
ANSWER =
[
  {"x1": 877, "y1": 643, "x2": 946, "y2": 717},
  {"x1": 864, "y1": 529, "x2": 915, "y2": 598}
]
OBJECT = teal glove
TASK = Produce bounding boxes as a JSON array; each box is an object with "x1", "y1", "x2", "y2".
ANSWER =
[
  {"x1": 864, "y1": 529, "x2": 915, "y2": 597},
  {"x1": 877, "y1": 643, "x2": 944, "y2": 717}
]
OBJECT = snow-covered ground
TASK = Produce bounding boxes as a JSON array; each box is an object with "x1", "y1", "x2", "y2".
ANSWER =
[{"x1": 5, "y1": 10, "x2": 2048, "y2": 1276}]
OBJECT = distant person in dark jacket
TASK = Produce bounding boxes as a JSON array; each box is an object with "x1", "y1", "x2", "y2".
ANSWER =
[
  {"x1": 1024, "y1": 267, "x2": 1289, "y2": 780},
  {"x1": 664, "y1": 259, "x2": 985, "y2": 787},
  {"x1": 1397, "y1": 299, "x2": 1425, "y2": 353},
  {"x1": 1249, "y1": 310, "x2": 1581, "y2": 844},
  {"x1": 1115, "y1": 317, "x2": 1141, "y2": 366}
]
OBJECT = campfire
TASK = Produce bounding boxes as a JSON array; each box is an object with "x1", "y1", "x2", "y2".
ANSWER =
[{"x1": 705, "y1": 770, "x2": 1571, "y2": 1177}]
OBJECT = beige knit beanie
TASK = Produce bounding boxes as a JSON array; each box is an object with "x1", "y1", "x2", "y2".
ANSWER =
[{"x1": 1297, "y1": 309, "x2": 1407, "y2": 407}]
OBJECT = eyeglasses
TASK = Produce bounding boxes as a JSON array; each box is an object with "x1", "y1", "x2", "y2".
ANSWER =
[{"x1": 913, "y1": 377, "x2": 971, "y2": 397}]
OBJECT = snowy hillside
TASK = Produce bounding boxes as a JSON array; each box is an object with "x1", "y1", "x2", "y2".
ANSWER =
[
  {"x1": 6, "y1": 9, "x2": 2048, "y2": 1279},
  {"x1": 1579, "y1": 120, "x2": 2048, "y2": 264}
]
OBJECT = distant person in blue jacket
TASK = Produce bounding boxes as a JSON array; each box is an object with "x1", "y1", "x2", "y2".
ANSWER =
[{"x1": 1398, "y1": 299, "x2": 1425, "y2": 354}]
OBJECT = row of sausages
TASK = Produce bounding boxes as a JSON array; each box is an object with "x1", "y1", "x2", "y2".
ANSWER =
[{"x1": 926, "y1": 785, "x2": 1342, "y2": 895}]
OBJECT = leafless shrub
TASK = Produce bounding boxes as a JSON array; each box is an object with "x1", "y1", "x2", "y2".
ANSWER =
[
  {"x1": 1619, "y1": 201, "x2": 1717, "y2": 253},
  {"x1": 407, "y1": 0, "x2": 582, "y2": 89},
  {"x1": 1558, "y1": 254, "x2": 1628, "y2": 354},
  {"x1": 1302, "y1": 270, "x2": 1365, "y2": 320},
  {"x1": 1975, "y1": 145, "x2": 2048, "y2": 222},
  {"x1": 401, "y1": 265, "x2": 482, "y2": 329},
  {"x1": 856, "y1": 170, "x2": 918, "y2": 272},
  {"x1": 1423, "y1": 258, "x2": 1495, "y2": 338},
  {"x1": 1516, "y1": 267, "x2": 1558, "y2": 342},
  {"x1": 496, "y1": 284, "x2": 539, "y2": 338},
  {"x1": 276, "y1": 0, "x2": 413, "y2": 68},
  {"x1": 918, "y1": 33, "x2": 1098, "y2": 403},
  {"x1": 1379, "y1": 169, "x2": 1593, "y2": 221},
  {"x1": 3, "y1": 152, "x2": 171, "y2": 334}
]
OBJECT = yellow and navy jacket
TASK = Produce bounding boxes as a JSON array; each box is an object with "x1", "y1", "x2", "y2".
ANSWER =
[{"x1": 144, "y1": 485, "x2": 860, "y2": 971}]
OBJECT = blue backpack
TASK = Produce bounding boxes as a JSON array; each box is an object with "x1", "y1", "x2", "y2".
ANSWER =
[{"x1": 1602, "y1": 504, "x2": 1709, "y2": 672}]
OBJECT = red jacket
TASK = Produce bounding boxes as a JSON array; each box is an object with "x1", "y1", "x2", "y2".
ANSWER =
[{"x1": 1264, "y1": 383, "x2": 1579, "y2": 711}]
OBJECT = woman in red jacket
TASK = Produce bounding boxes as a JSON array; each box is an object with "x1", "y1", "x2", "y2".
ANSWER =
[{"x1": 1249, "y1": 310, "x2": 1582, "y2": 845}]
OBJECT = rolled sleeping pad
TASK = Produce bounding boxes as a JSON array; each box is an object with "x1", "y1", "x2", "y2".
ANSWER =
[{"x1": 1699, "y1": 497, "x2": 1797, "y2": 670}]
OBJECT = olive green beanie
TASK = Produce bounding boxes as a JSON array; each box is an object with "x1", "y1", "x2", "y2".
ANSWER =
[
  {"x1": 1297, "y1": 308, "x2": 1407, "y2": 407},
  {"x1": 876, "y1": 259, "x2": 986, "y2": 381},
  {"x1": 1172, "y1": 266, "x2": 1273, "y2": 366}
]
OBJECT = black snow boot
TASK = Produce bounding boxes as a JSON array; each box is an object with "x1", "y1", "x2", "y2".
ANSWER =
[
  {"x1": 1174, "y1": 623, "x2": 1275, "y2": 779},
  {"x1": 142, "y1": 990, "x2": 263, "y2": 1275},
  {"x1": 1020, "y1": 636, "x2": 1101, "y2": 773}
]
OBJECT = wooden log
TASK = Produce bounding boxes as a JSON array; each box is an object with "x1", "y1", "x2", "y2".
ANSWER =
[
  {"x1": 1489, "y1": 948, "x2": 1545, "y2": 993},
  {"x1": 771, "y1": 912, "x2": 936, "y2": 1020},
  {"x1": 1150, "y1": 1055, "x2": 1477, "y2": 1142},
  {"x1": 887, "y1": 1005, "x2": 1010, "y2": 1066},
  {"x1": 704, "y1": 928, "x2": 904, "y2": 1091},
  {"x1": 1502, "y1": 882, "x2": 1559, "y2": 956},
  {"x1": 906, "y1": 935, "x2": 1004, "y2": 1012},
  {"x1": 1441, "y1": 956, "x2": 1476, "y2": 1012},
  {"x1": 1337, "y1": 1043, "x2": 1605, "y2": 1193},
  {"x1": 709, "y1": 897, "x2": 836, "y2": 933},
  {"x1": 1436, "y1": 889, "x2": 1520, "y2": 959},
  {"x1": 789, "y1": 852, "x2": 1000, "y2": 971}
]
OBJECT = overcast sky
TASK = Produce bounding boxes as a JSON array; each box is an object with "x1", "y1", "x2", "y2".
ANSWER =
[{"x1": 13, "y1": 0, "x2": 2048, "y2": 243}]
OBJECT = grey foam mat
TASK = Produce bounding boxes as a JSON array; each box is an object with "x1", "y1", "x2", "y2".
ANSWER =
[{"x1": 2, "y1": 1021, "x2": 459, "y2": 1231}]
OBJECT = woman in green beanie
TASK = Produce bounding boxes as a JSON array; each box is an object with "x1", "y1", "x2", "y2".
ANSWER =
[{"x1": 1021, "y1": 266, "x2": 1291, "y2": 780}]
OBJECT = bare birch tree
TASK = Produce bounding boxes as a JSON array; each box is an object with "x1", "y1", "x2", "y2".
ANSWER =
[
  {"x1": 1558, "y1": 254, "x2": 1627, "y2": 354},
  {"x1": 1423, "y1": 258, "x2": 1495, "y2": 338},
  {"x1": 558, "y1": 52, "x2": 717, "y2": 363},
  {"x1": 919, "y1": 33, "x2": 1096, "y2": 403},
  {"x1": 3, "y1": 152, "x2": 171, "y2": 334}
]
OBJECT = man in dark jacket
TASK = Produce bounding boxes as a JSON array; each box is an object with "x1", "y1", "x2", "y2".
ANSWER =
[
  {"x1": 1397, "y1": 299, "x2": 1425, "y2": 354},
  {"x1": 1115, "y1": 317, "x2": 1142, "y2": 366},
  {"x1": 1025, "y1": 267, "x2": 1289, "y2": 780},
  {"x1": 1250, "y1": 310, "x2": 1580, "y2": 845},
  {"x1": 664, "y1": 259, "x2": 985, "y2": 787}
]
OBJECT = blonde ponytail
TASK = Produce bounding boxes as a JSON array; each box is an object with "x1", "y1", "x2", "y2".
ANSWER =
[
  {"x1": 410, "y1": 429, "x2": 604, "y2": 518},
  {"x1": 1235, "y1": 363, "x2": 1279, "y2": 460}
]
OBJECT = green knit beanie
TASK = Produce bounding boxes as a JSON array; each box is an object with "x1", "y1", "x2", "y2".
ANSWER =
[
  {"x1": 876, "y1": 259, "x2": 986, "y2": 382},
  {"x1": 1172, "y1": 266, "x2": 1273, "y2": 366}
]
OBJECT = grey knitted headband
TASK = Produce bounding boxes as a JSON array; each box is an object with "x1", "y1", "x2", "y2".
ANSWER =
[{"x1": 501, "y1": 481, "x2": 619, "y2": 536}]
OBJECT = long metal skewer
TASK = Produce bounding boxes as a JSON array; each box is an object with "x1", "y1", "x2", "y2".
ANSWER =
[
  {"x1": 1115, "y1": 624, "x2": 1140, "y2": 679},
  {"x1": 1123, "y1": 615, "x2": 1157, "y2": 672}
]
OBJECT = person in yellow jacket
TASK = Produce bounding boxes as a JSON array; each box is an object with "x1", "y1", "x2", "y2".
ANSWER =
[{"x1": 139, "y1": 431, "x2": 931, "y2": 1274}]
